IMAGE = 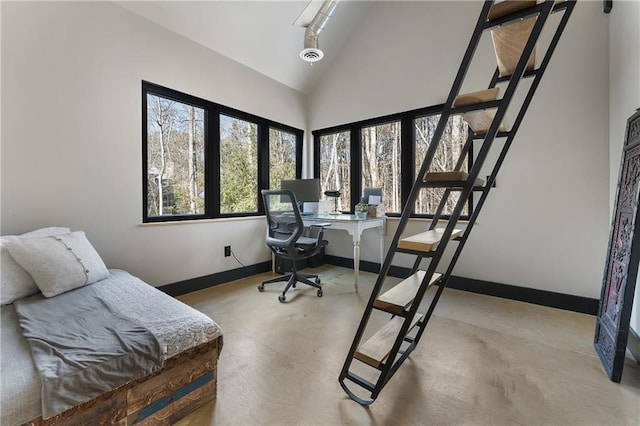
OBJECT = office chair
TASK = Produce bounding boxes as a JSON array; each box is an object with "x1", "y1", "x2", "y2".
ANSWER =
[{"x1": 259, "y1": 189, "x2": 329, "y2": 303}]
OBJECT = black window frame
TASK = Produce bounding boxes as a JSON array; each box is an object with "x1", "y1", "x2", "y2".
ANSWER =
[
  {"x1": 142, "y1": 81, "x2": 303, "y2": 223},
  {"x1": 313, "y1": 104, "x2": 474, "y2": 219}
]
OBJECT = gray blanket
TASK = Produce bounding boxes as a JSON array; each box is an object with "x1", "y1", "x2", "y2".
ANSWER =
[{"x1": 14, "y1": 284, "x2": 162, "y2": 419}]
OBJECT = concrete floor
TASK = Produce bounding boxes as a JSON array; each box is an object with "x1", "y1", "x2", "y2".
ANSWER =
[{"x1": 176, "y1": 265, "x2": 640, "y2": 425}]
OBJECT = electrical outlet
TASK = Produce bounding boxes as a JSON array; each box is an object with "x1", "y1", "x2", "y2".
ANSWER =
[{"x1": 224, "y1": 246, "x2": 231, "y2": 257}]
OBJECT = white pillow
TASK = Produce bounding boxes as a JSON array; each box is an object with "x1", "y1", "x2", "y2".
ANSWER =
[
  {"x1": 7, "y1": 231, "x2": 109, "y2": 298},
  {"x1": 0, "y1": 227, "x2": 71, "y2": 305},
  {"x1": 20, "y1": 226, "x2": 72, "y2": 238}
]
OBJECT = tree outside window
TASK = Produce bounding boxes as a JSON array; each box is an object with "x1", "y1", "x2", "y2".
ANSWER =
[
  {"x1": 313, "y1": 105, "x2": 473, "y2": 218},
  {"x1": 143, "y1": 82, "x2": 302, "y2": 222},
  {"x1": 361, "y1": 121, "x2": 402, "y2": 213},
  {"x1": 318, "y1": 131, "x2": 350, "y2": 212},
  {"x1": 414, "y1": 114, "x2": 469, "y2": 215},
  {"x1": 146, "y1": 94, "x2": 205, "y2": 218},
  {"x1": 269, "y1": 128, "x2": 297, "y2": 188},
  {"x1": 219, "y1": 114, "x2": 258, "y2": 214}
]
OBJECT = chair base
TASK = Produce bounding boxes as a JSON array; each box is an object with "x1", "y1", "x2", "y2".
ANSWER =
[{"x1": 258, "y1": 270, "x2": 323, "y2": 302}]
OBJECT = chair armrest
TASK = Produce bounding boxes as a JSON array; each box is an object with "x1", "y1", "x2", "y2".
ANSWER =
[
  {"x1": 304, "y1": 223, "x2": 331, "y2": 249},
  {"x1": 306, "y1": 223, "x2": 331, "y2": 237}
]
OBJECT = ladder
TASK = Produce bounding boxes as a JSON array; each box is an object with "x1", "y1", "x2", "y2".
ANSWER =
[{"x1": 339, "y1": 0, "x2": 576, "y2": 405}]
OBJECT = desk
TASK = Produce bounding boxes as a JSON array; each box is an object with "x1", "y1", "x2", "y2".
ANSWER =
[{"x1": 304, "y1": 214, "x2": 385, "y2": 293}]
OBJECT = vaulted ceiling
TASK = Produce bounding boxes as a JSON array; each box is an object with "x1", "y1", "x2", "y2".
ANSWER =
[{"x1": 117, "y1": 1, "x2": 374, "y2": 94}]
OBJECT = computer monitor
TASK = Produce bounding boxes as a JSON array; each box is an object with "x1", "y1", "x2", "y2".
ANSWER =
[
  {"x1": 280, "y1": 179, "x2": 321, "y2": 208},
  {"x1": 363, "y1": 187, "x2": 382, "y2": 206}
]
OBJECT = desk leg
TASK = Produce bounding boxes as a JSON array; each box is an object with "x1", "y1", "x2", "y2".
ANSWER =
[
  {"x1": 353, "y1": 241, "x2": 360, "y2": 293},
  {"x1": 379, "y1": 228, "x2": 384, "y2": 272}
]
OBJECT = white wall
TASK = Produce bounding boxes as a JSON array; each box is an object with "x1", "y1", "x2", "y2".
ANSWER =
[
  {"x1": 0, "y1": 1, "x2": 620, "y2": 303},
  {"x1": 608, "y1": 0, "x2": 640, "y2": 333},
  {"x1": 1, "y1": 1, "x2": 307, "y2": 286},
  {"x1": 309, "y1": 1, "x2": 610, "y2": 299}
]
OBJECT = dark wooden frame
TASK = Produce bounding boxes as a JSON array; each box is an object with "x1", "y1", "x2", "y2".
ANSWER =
[
  {"x1": 24, "y1": 337, "x2": 222, "y2": 425},
  {"x1": 594, "y1": 108, "x2": 640, "y2": 382},
  {"x1": 311, "y1": 104, "x2": 476, "y2": 219},
  {"x1": 142, "y1": 81, "x2": 304, "y2": 223}
]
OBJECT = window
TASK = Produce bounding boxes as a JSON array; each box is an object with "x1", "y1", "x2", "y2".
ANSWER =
[
  {"x1": 269, "y1": 128, "x2": 297, "y2": 189},
  {"x1": 313, "y1": 106, "x2": 472, "y2": 218},
  {"x1": 143, "y1": 82, "x2": 303, "y2": 222},
  {"x1": 414, "y1": 114, "x2": 469, "y2": 216},
  {"x1": 219, "y1": 114, "x2": 258, "y2": 214},
  {"x1": 146, "y1": 94, "x2": 205, "y2": 217},
  {"x1": 361, "y1": 121, "x2": 402, "y2": 213},
  {"x1": 318, "y1": 131, "x2": 351, "y2": 211}
]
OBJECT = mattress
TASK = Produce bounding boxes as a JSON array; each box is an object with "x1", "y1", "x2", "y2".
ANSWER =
[
  {"x1": 88, "y1": 269, "x2": 222, "y2": 359},
  {"x1": 0, "y1": 269, "x2": 222, "y2": 425},
  {"x1": 0, "y1": 304, "x2": 42, "y2": 424}
]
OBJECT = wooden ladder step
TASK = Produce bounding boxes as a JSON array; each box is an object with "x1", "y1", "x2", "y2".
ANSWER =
[
  {"x1": 354, "y1": 313, "x2": 423, "y2": 369},
  {"x1": 454, "y1": 88, "x2": 508, "y2": 134},
  {"x1": 398, "y1": 228, "x2": 463, "y2": 252},
  {"x1": 489, "y1": 1, "x2": 538, "y2": 78},
  {"x1": 424, "y1": 171, "x2": 485, "y2": 187},
  {"x1": 454, "y1": 87, "x2": 500, "y2": 107},
  {"x1": 492, "y1": 18, "x2": 537, "y2": 78},
  {"x1": 487, "y1": 0, "x2": 537, "y2": 22},
  {"x1": 374, "y1": 270, "x2": 442, "y2": 315}
]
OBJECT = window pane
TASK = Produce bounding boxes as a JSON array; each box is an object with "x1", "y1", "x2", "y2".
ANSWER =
[
  {"x1": 414, "y1": 114, "x2": 469, "y2": 215},
  {"x1": 146, "y1": 94, "x2": 205, "y2": 217},
  {"x1": 269, "y1": 128, "x2": 297, "y2": 188},
  {"x1": 220, "y1": 114, "x2": 258, "y2": 213},
  {"x1": 361, "y1": 121, "x2": 402, "y2": 213},
  {"x1": 319, "y1": 131, "x2": 350, "y2": 212}
]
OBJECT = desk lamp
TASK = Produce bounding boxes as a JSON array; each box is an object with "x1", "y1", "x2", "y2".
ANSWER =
[{"x1": 324, "y1": 190, "x2": 341, "y2": 215}]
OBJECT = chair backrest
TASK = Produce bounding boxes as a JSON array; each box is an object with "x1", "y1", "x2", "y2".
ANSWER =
[{"x1": 261, "y1": 189, "x2": 305, "y2": 257}]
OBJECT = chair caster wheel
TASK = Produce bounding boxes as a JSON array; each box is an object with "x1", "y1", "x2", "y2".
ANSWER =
[
  {"x1": 278, "y1": 294, "x2": 286, "y2": 303},
  {"x1": 258, "y1": 285, "x2": 264, "y2": 292},
  {"x1": 317, "y1": 289, "x2": 323, "y2": 297}
]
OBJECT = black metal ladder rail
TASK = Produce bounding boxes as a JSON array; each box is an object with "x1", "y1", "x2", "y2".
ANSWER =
[
  {"x1": 416, "y1": 0, "x2": 577, "y2": 338},
  {"x1": 339, "y1": 0, "x2": 575, "y2": 405},
  {"x1": 339, "y1": 2, "x2": 496, "y2": 405},
  {"x1": 376, "y1": 0, "x2": 553, "y2": 384}
]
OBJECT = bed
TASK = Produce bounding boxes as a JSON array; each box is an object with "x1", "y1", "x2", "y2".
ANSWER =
[{"x1": 0, "y1": 227, "x2": 223, "y2": 425}]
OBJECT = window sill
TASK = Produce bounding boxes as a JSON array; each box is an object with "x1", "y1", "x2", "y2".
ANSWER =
[{"x1": 139, "y1": 216, "x2": 265, "y2": 227}]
